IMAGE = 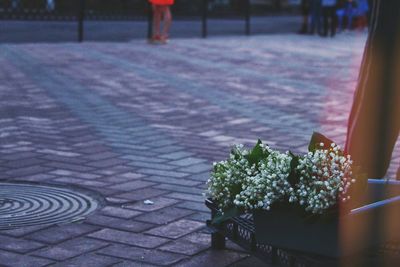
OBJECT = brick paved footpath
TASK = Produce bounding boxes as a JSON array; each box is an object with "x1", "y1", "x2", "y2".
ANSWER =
[{"x1": 0, "y1": 33, "x2": 399, "y2": 266}]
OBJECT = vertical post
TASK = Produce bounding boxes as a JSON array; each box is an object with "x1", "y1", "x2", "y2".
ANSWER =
[
  {"x1": 345, "y1": 0, "x2": 400, "y2": 179},
  {"x1": 245, "y1": 0, "x2": 250, "y2": 35},
  {"x1": 202, "y1": 0, "x2": 208, "y2": 38},
  {"x1": 210, "y1": 209, "x2": 226, "y2": 249},
  {"x1": 147, "y1": 1, "x2": 153, "y2": 39},
  {"x1": 78, "y1": 0, "x2": 85, "y2": 42}
]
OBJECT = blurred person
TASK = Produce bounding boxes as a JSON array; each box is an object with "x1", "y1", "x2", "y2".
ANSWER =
[
  {"x1": 46, "y1": 0, "x2": 55, "y2": 12},
  {"x1": 345, "y1": 0, "x2": 400, "y2": 180},
  {"x1": 148, "y1": 0, "x2": 174, "y2": 44},
  {"x1": 336, "y1": 0, "x2": 356, "y2": 31},
  {"x1": 352, "y1": 0, "x2": 369, "y2": 30},
  {"x1": 298, "y1": 0, "x2": 311, "y2": 34},
  {"x1": 11, "y1": 0, "x2": 20, "y2": 10},
  {"x1": 309, "y1": 0, "x2": 322, "y2": 35},
  {"x1": 321, "y1": 0, "x2": 337, "y2": 37}
]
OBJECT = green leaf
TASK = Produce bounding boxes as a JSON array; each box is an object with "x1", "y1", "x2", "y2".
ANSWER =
[
  {"x1": 230, "y1": 146, "x2": 241, "y2": 160},
  {"x1": 245, "y1": 139, "x2": 269, "y2": 166},
  {"x1": 287, "y1": 151, "x2": 300, "y2": 186},
  {"x1": 308, "y1": 132, "x2": 335, "y2": 152},
  {"x1": 211, "y1": 206, "x2": 242, "y2": 226}
]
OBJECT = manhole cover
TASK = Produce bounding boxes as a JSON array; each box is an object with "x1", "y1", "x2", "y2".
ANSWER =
[{"x1": 0, "y1": 183, "x2": 99, "y2": 230}]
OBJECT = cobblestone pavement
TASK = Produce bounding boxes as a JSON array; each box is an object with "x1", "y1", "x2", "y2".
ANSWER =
[{"x1": 0, "y1": 32, "x2": 399, "y2": 266}]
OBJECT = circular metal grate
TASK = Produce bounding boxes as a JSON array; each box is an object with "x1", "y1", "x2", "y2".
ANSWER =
[{"x1": 0, "y1": 183, "x2": 99, "y2": 230}]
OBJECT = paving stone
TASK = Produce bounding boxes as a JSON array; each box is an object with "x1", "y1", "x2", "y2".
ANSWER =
[
  {"x1": 181, "y1": 232, "x2": 211, "y2": 246},
  {"x1": 0, "y1": 250, "x2": 53, "y2": 267},
  {"x1": 143, "y1": 176, "x2": 202, "y2": 187},
  {"x1": 85, "y1": 151, "x2": 120, "y2": 160},
  {"x1": 27, "y1": 224, "x2": 98, "y2": 244},
  {"x1": 6, "y1": 158, "x2": 45, "y2": 168},
  {"x1": 0, "y1": 151, "x2": 41, "y2": 161},
  {"x1": 51, "y1": 253, "x2": 121, "y2": 267},
  {"x1": 122, "y1": 155, "x2": 167, "y2": 163},
  {"x1": 38, "y1": 149, "x2": 81, "y2": 157},
  {"x1": 0, "y1": 225, "x2": 50, "y2": 238},
  {"x1": 188, "y1": 172, "x2": 210, "y2": 182},
  {"x1": 102, "y1": 176, "x2": 132, "y2": 184},
  {"x1": 128, "y1": 161, "x2": 176, "y2": 170},
  {"x1": 98, "y1": 244, "x2": 187, "y2": 266},
  {"x1": 50, "y1": 169, "x2": 101, "y2": 179},
  {"x1": 136, "y1": 169, "x2": 189, "y2": 178},
  {"x1": 5, "y1": 165, "x2": 53, "y2": 177},
  {"x1": 89, "y1": 228, "x2": 170, "y2": 248},
  {"x1": 109, "y1": 180, "x2": 155, "y2": 191},
  {"x1": 100, "y1": 206, "x2": 142, "y2": 219},
  {"x1": 120, "y1": 172, "x2": 146, "y2": 179},
  {"x1": 76, "y1": 145, "x2": 111, "y2": 154},
  {"x1": 18, "y1": 173, "x2": 57, "y2": 182},
  {"x1": 85, "y1": 214, "x2": 154, "y2": 232},
  {"x1": 123, "y1": 197, "x2": 180, "y2": 212},
  {"x1": 112, "y1": 261, "x2": 158, "y2": 267},
  {"x1": 151, "y1": 145, "x2": 183, "y2": 154},
  {"x1": 115, "y1": 188, "x2": 168, "y2": 201},
  {"x1": 134, "y1": 207, "x2": 195, "y2": 225},
  {"x1": 145, "y1": 219, "x2": 204, "y2": 239},
  {"x1": 169, "y1": 157, "x2": 206, "y2": 167},
  {"x1": 159, "y1": 239, "x2": 209, "y2": 256},
  {"x1": 89, "y1": 186, "x2": 121, "y2": 196},
  {"x1": 86, "y1": 158, "x2": 129, "y2": 168},
  {"x1": 188, "y1": 212, "x2": 211, "y2": 222},
  {"x1": 154, "y1": 184, "x2": 204, "y2": 195},
  {"x1": 45, "y1": 162, "x2": 94, "y2": 172},
  {"x1": 176, "y1": 201, "x2": 210, "y2": 212},
  {"x1": 105, "y1": 197, "x2": 131, "y2": 204},
  {"x1": 53, "y1": 177, "x2": 109, "y2": 187},
  {"x1": 166, "y1": 192, "x2": 205, "y2": 203},
  {"x1": 174, "y1": 250, "x2": 248, "y2": 267},
  {"x1": 103, "y1": 165, "x2": 134, "y2": 174},
  {"x1": 178, "y1": 163, "x2": 211, "y2": 174},
  {"x1": 159, "y1": 151, "x2": 194, "y2": 160},
  {"x1": 0, "y1": 234, "x2": 45, "y2": 253},
  {"x1": 31, "y1": 237, "x2": 108, "y2": 261}
]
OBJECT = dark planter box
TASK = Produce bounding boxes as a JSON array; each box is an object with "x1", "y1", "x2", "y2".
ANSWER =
[{"x1": 253, "y1": 179, "x2": 400, "y2": 258}]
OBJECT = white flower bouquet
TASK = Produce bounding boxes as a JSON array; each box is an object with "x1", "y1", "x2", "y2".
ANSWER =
[{"x1": 206, "y1": 132, "x2": 365, "y2": 224}]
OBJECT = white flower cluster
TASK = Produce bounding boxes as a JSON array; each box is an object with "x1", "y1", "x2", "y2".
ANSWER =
[
  {"x1": 206, "y1": 140, "x2": 357, "y2": 215},
  {"x1": 234, "y1": 144, "x2": 294, "y2": 211},
  {"x1": 207, "y1": 145, "x2": 251, "y2": 210},
  {"x1": 207, "y1": 143, "x2": 294, "y2": 211},
  {"x1": 295, "y1": 143, "x2": 355, "y2": 214}
]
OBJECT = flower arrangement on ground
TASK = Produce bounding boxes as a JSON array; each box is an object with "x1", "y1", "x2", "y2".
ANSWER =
[{"x1": 206, "y1": 132, "x2": 365, "y2": 224}]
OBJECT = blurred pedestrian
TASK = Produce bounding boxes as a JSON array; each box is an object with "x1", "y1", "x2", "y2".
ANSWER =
[
  {"x1": 345, "y1": 0, "x2": 400, "y2": 179},
  {"x1": 149, "y1": 0, "x2": 174, "y2": 44},
  {"x1": 309, "y1": 0, "x2": 322, "y2": 35},
  {"x1": 46, "y1": 0, "x2": 55, "y2": 12},
  {"x1": 299, "y1": 0, "x2": 311, "y2": 34},
  {"x1": 11, "y1": 0, "x2": 20, "y2": 10},
  {"x1": 352, "y1": 0, "x2": 369, "y2": 30},
  {"x1": 321, "y1": 0, "x2": 337, "y2": 37},
  {"x1": 336, "y1": 0, "x2": 356, "y2": 31}
]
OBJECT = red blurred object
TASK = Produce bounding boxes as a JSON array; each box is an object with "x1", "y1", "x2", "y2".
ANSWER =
[{"x1": 149, "y1": 0, "x2": 174, "y2": 5}]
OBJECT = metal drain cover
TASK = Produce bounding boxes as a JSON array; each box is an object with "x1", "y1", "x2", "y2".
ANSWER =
[{"x1": 0, "y1": 183, "x2": 99, "y2": 230}]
